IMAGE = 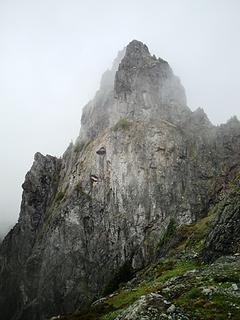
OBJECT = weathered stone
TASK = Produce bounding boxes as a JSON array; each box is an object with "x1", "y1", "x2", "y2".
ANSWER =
[
  {"x1": 115, "y1": 293, "x2": 188, "y2": 320},
  {"x1": 232, "y1": 283, "x2": 238, "y2": 291},
  {"x1": 167, "y1": 304, "x2": 176, "y2": 313}
]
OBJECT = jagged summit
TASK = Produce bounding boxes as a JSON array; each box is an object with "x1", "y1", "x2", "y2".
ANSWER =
[
  {"x1": 79, "y1": 40, "x2": 188, "y2": 142},
  {"x1": 122, "y1": 40, "x2": 166, "y2": 63},
  {"x1": 114, "y1": 40, "x2": 167, "y2": 96},
  {"x1": 121, "y1": 40, "x2": 151, "y2": 63}
]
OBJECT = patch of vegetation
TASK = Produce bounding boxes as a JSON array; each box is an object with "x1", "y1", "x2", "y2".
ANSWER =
[
  {"x1": 212, "y1": 272, "x2": 239, "y2": 284},
  {"x1": 170, "y1": 256, "x2": 240, "y2": 319},
  {"x1": 229, "y1": 173, "x2": 240, "y2": 194},
  {"x1": 185, "y1": 216, "x2": 211, "y2": 250},
  {"x1": 154, "y1": 259, "x2": 176, "y2": 278},
  {"x1": 74, "y1": 180, "x2": 91, "y2": 201},
  {"x1": 106, "y1": 283, "x2": 152, "y2": 309},
  {"x1": 183, "y1": 287, "x2": 202, "y2": 300},
  {"x1": 176, "y1": 288, "x2": 240, "y2": 319},
  {"x1": 74, "y1": 142, "x2": 85, "y2": 153},
  {"x1": 55, "y1": 190, "x2": 65, "y2": 203},
  {"x1": 155, "y1": 260, "x2": 198, "y2": 282},
  {"x1": 103, "y1": 259, "x2": 197, "y2": 314},
  {"x1": 74, "y1": 180, "x2": 83, "y2": 193},
  {"x1": 100, "y1": 310, "x2": 122, "y2": 320},
  {"x1": 112, "y1": 118, "x2": 131, "y2": 132},
  {"x1": 173, "y1": 213, "x2": 213, "y2": 255},
  {"x1": 158, "y1": 218, "x2": 177, "y2": 247}
]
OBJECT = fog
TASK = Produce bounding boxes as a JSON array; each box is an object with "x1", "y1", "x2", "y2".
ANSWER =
[{"x1": 0, "y1": 0, "x2": 239, "y2": 238}]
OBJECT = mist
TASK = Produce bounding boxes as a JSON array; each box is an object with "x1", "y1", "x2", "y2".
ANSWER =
[{"x1": 0, "y1": 0, "x2": 240, "y2": 238}]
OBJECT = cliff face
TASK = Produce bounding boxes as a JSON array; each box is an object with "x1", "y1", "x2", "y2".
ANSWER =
[
  {"x1": 203, "y1": 172, "x2": 240, "y2": 262},
  {"x1": 0, "y1": 153, "x2": 61, "y2": 319},
  {"x1": 0, "y1": 40, "x2": 240, "y2": 320}
]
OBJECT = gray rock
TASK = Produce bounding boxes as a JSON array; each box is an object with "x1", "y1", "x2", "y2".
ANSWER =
[
  {"x1": 115, "y1": 294, "x2": 187, "y2": 320},
  {"x1": 167, "y1": 304, "x2": 176, "y2": 313},
  {"x1": 202, "y1": 288, "x2": 213, "y2": 295},
  {"x1": 0, "y1": 40, "x2": 240, "y2": 320},
  {"x1": 232, "y1": 283, "x2": 238, "y2": 291},
  {"x1": 202, "y1": 286, "x2": 217, "y2": 296}
]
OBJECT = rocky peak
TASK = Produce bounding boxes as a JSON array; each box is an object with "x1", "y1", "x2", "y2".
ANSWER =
[
  {"x1": 20, "y1": 152, "x2": 61, "y2": 226},
  {"x1": 114, "y1": 40, "x2": 184, "y2": 102},
  {"x1": 114, "y1": 40, "x2": 157, "y2": 96},
  {"x1": 79, "y1": 40, "x2": 189, "y2": 142},
  {"x1": 117, "y1": 40, "x2": 151, "y2": 68},
  {"x1": 183, "y1": 107, "x2": 213, "y2": 133}
]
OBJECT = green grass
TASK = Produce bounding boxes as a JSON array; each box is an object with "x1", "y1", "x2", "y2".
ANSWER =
[
  {"x1": 176, "y1": 289, "x2": 240, "y2": 319},
  {"x1": 107, "y1": 285, "x2": 151, "y2": 309},
  {"x1": 112, "y1": 118, "x2": 131, "y2": 132},
  {"x1": 173, "y1": 213, "x2": 213, "y2": 255},
  {"x1": 106, "y1": 259, "x2": 198, "y2": 311},
  {"x1": 156, "y1": 260, "x2": 198, "y2": 282},
  {"x1": 185, "y1": 216, "x2": 211, "y2": 251},
  {"x1": 158, "y1": 218, "x2": 176, "y2": 247},
  {"x1": 100, "y1": 310, "x2": 122, "y2": 320},
  {"x1": 180, "y1": 287, "x2": 202, "y2": 302}
]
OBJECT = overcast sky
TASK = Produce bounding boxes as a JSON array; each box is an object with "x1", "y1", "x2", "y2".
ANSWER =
[{"x1": 0, "y1": 0, "x2": 240, "y2": 237}]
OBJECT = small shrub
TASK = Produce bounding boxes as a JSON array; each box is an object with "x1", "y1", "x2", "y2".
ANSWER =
[
  {"x1": 107, "y1": 285, "x2": 150, "y2": 309},
  {"x1": 187, "y1": 287, "x2": 202, "y2": 300},
  {"x1": 156, "y1": 260, "x2": 197, "y2": 282},
  {"x1": 177, "y1": 289, "x2": 240, "y2": 319},
  {"x1": 212, "y1": 273, "x2": 239, "y2": 283},
  {"x1": 112, "y1": 118, "x2": 131, "y2": 132},
  {"x1": 158, "y1": 218, "x2": 177, "y2": 247}
]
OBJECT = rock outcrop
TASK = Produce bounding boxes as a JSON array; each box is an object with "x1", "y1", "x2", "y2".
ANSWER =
[
  {"x1": 203, "y1": 173, "x2": 240, "y2": 262},
  {"x1": 79, "y1": 40, "x2": 189, "y2": 142},
  {"x1": 0, "y1": 40, "x2": 240, "y2": 320}
]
